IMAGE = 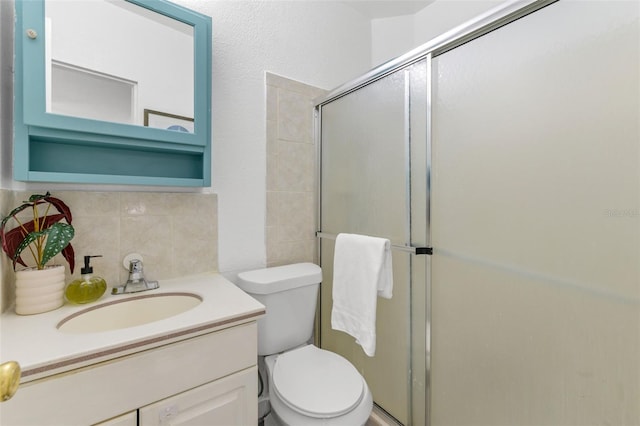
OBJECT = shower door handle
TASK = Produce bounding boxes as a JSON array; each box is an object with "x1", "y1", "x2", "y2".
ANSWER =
[{"x1": 414, "y1": 247, "x2": 433, "y2": 255}]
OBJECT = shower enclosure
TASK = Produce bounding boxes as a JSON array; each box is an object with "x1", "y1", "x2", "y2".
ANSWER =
[{"x1": 315, "y1": 1, "x2": 639, "y2": 425}]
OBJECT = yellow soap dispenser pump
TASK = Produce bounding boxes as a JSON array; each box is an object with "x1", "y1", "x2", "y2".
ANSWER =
[{"x1": 65, "y1": 255, "x2": 107, "y2": 304}]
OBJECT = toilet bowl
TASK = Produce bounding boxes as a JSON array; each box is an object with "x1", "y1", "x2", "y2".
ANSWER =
[
  {"x1": 236, "y1": 263, "x2": 373, "y2": 425},
  {"x1": 265, "y1": 345, "x2": 373, "y2": 426}
]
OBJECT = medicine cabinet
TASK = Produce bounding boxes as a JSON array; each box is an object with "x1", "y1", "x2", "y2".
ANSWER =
[{"x1": 14, "y1": 0, "x2": 212, "y2": 186}]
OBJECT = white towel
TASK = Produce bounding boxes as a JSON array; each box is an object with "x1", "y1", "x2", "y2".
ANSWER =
[{"x1": 331, "y1": 233, "x2": 393, "y2": 357}]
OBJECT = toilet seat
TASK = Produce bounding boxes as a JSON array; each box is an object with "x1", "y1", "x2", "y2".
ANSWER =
[{"x1": 272, "y1": 345, "x2": 365, "y2": 418}]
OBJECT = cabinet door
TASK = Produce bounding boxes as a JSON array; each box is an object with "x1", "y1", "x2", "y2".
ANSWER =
[{"x1": 139, "y1": 367, "x2": 258, "y2": 426}]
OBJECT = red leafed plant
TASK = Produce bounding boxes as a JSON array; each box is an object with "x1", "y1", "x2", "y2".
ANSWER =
[{"x1": 1, "y1": 192, "x2": 75, "y2": 272}]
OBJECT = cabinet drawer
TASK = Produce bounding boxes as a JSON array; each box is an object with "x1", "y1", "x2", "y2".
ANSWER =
[
  {"x1": 139, "y1": 367, "x2": 258, "y2": 426},
  {"x1": 94, "y1": 411, "x2": 137, "y2": 426}
]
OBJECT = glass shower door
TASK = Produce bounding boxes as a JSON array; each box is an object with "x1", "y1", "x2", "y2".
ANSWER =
[
  {"x1": 430, "y1": 1, "x2": 639, "y2": 424},
  {"x1": 319, "y1": 61, "x2": 428, "y2": 425}
]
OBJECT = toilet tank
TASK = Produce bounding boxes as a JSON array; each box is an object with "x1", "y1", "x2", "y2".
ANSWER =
[{"x1": 236, "y1": 263, "x2": 322, "y2": 356}]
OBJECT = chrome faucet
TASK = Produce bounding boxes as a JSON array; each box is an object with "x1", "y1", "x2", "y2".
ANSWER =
[{"x1": 112, "y1": 259, "x2": 159, "y2": 295}]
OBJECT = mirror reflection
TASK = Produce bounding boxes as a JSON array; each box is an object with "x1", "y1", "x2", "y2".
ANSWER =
[{"x1": 44, "y1": 0, "x2": 194, "y2": 131}]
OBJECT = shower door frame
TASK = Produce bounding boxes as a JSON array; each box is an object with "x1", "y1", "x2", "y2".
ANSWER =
[{"x1": 314, "y1": 1, "x2": 558, "y2": 424}]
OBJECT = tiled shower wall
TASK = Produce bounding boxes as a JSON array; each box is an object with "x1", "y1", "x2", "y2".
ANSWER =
[
  {"x1": 265, "y1": 72, "x2": 327, "y2": 267},
  {"x1": 0, "y1": 189, "x2": 217, "y2": 313}
]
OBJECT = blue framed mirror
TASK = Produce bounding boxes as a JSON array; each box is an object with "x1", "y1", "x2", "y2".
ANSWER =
[{"x1": 14, "y1": 0, "x2": 212, "y2": 186}]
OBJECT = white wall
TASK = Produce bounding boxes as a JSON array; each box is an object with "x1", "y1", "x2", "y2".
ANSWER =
[
  {"x1": 413, "y1": 0, "x2": 503, "y2": 45},
  {"x1": 371, "y1": 14, "x2": 415, "y2": 68},
  {"x1": 371, "y1": 0, "x2": 503, "y2": 67},
  {"x1": 173, "y1": 0, "x2": 372, "y2": 274}
]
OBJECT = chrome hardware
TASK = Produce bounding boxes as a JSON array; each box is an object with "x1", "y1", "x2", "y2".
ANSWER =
[{"x1": 112, "y1": 259, "x2": 159, "y2": 295}]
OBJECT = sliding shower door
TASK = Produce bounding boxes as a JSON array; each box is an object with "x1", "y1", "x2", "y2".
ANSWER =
[
  {"x1": 430, "y1": 1, "x2": 639, "y2": 424},
  {"x1": 318, "y1": 61, "x2": 428, "y2": 425},
  {"x1": 318, "y1": 1, "x2": 638, "y2": 425}
]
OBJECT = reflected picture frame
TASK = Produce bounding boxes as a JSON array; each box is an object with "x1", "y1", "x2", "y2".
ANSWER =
[{"x1": 143, "y1": 109, "x2": 194, "y2": 133}]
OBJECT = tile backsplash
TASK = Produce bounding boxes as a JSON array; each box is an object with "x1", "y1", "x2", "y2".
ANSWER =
[{"x1": 0, "y1": 190, "x2": 217, "y2": 313}]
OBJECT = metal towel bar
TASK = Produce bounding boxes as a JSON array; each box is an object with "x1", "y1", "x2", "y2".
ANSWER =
[{"x1": 315, "y1": 232, "x2": 432, "y2": 255}]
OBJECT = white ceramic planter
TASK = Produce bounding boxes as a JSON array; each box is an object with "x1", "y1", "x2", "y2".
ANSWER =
[{"x1": 14, "y1": 265, "x2": 66, "y2": 315}]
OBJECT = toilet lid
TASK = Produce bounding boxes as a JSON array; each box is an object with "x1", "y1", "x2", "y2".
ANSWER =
[{"x1": 272, "y1": 345, "x2": 365, "y2": 418}]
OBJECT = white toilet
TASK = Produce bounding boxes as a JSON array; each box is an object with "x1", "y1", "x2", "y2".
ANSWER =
[{"x1": 237, "y1": 262, "x2": 373, "y2": 426}]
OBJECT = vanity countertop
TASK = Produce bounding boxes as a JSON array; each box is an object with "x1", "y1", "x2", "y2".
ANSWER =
[{"x1": 0, "y1": 272, "x2": 265, "y2": 383}]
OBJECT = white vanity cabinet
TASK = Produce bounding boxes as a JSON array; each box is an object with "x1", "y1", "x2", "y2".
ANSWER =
[{"x1": 0, "y1": 322, "x2": 259, "y2": 425}]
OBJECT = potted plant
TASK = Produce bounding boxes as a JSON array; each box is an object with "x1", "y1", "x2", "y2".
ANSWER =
[{"x1": 1, "y1": 192, "x2": 75, "y2": 315}]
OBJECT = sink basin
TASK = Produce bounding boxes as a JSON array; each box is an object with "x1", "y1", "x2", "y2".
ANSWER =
[{"x1": 57, "y1": 292, "x2": 202, "y2": 333}]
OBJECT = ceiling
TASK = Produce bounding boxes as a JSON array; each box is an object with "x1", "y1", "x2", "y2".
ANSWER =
[{"x1": 341, "y1": 1, "x2": 435, "y2": 19}]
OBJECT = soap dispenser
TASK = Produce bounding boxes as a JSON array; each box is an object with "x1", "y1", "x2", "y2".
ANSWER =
[{"x1": 65, "y1": 255, "x2": 107, "y2": 304}]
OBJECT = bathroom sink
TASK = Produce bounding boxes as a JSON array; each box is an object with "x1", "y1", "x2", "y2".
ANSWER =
[{"x1": 57, "y1": 292, "x2": 202, "y2": 333}]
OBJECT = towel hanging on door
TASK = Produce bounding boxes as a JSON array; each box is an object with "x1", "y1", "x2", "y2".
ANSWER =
[{"x1": 331, "y1": 233, "x2": 393, "y2": 357}]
